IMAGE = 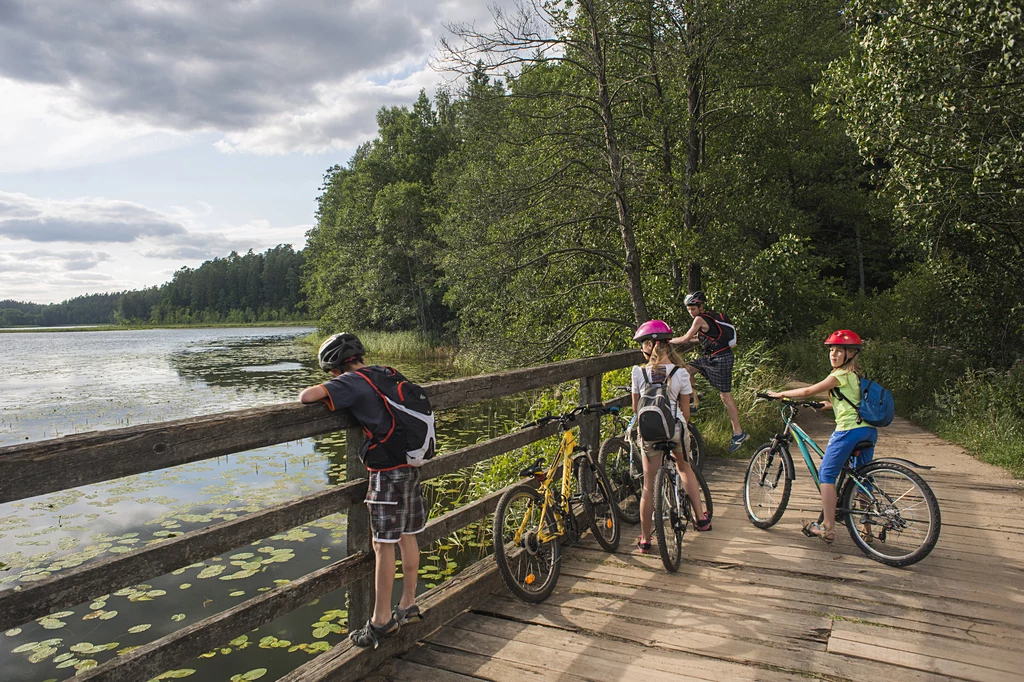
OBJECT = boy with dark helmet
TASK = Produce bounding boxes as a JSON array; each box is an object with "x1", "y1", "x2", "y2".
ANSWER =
[
  {"x1": 671, "y1": 291, "x2": 749, "y2": 452},
  {"x1": 299, "y1": 332, "x2": 425, "y2": 648}
]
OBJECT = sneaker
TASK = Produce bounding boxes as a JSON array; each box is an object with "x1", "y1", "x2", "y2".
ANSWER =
[
  {"x1": 694, "y1": 512, "x2": 713, "y2": 532},
  {"x1": 728, "y1": 430, "x2": 749, "y2": 453},
  {"x1": 392, "y1": 604, "x2": 424, "y2": 625},
  {"x1": 349, "y1": 617, "x2": 399, "y2": 649},
  {"x1": 635, "y1": 535, "x2": 652, "y2": 554}
]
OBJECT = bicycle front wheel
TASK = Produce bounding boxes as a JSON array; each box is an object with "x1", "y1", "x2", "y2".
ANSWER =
[
  {"x1": 493, "y1": 485, "x2": 562, "y2": 602},
  {"x1": 688, "y1": 422, "x2": 706, "y2": 474},
  {"x1": 598, "y1": 436, "x2": 643, "y2": 524},
  {"x1": 577, "y1": 454, "x2": 621, "y2": 552},
  {"x1": 653, "y1": 466, "x2": 683, "y2": 572},
  {"x1": 744, "y1": 442, "x2": 792, "y2": 529},
  {"x1": 842, "y1": 461, "x2": 941, "y2": 567}
]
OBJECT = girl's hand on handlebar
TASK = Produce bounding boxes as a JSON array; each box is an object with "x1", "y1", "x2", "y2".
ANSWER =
[{"x1": 765, "y1": 390, "x2": 785, "y2": 399}]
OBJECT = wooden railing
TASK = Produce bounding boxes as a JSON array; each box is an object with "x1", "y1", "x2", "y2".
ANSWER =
[{"x1": 0, "y1": 349, "x2": 641, "y2": 682}]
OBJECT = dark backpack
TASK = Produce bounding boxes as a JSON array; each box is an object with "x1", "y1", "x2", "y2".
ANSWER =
[
  {"x1": 636, "y1": 366, "x2": 680, "y2": 442},
  {"x1": 832, "y1": 376, "x2": 895, "y2": 428},
  {"x1": 353, "y1": 367, "x2": 436, "y2": 467}
]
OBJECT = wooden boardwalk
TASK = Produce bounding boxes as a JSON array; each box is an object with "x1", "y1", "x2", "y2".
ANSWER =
[{"x1": 370, "y1": 415, "x2": 1024, "y2": 682}]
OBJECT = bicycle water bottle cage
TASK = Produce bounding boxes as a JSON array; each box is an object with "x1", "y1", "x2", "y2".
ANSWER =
[{"x1": 519, "y1": 458, "x2": 546, "y2": 478}]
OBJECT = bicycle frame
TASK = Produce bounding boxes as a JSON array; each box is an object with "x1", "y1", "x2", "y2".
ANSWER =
[{"x1": 534, "y1": 428, "x2": 580, "y2": 543}]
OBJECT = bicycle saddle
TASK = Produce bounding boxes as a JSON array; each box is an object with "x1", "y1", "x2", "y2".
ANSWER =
[
  {"x1": 853, "y1": 440, "x2": 875, "y2": 453},
  {"x1": 519, "y1": 458, "x2": 546, "y2": 478}
]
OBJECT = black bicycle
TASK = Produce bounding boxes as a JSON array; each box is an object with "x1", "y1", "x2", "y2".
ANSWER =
[
  {"x1": 744, "y1": 394, "x2": 941, "y2": 567},
  {"x1": 651, "y1": 441, "x2": 713, "y2": 572},
  {"x1": 599, "y1": 387, "x2": 706, "y2": 524}
]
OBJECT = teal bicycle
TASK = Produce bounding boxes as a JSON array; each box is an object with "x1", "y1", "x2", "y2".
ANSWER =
[{"x1": 744, "y1": 394, "x2": 940, "y2": 567}]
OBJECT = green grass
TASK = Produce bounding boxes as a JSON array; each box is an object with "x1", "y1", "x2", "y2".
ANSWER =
[{"x1": 302, "y1": 330, "x2": 458, "y2": 362}]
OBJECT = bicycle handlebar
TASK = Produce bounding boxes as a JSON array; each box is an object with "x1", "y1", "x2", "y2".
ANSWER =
[
  {"x1": 756, "y1": 392, "x2": 825, "y2": 410},
  {"x1": 519, "y1": 403, "x2": 619, "y2": 430}
]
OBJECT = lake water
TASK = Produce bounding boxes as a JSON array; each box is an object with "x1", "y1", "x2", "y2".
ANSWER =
[{"x1": 0, "y1": 327, "x2": 537, "y2": 682}]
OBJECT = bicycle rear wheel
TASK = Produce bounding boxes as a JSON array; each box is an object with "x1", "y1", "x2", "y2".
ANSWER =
[
  {"x1": 842, "y1": 461, "x2": 941, "y2": 567},
  {"x1": 688, "y1": 422, "x2": 706, "y2": 473},
  {"x1": 577, "y1": 454, "x2": 621, "y2": 552},
  {"x1": 653, "y1": 466, "x2": 683, "y2": 572},
  {"x1": 492, "y1": 485, "x2": 562, "y2": 602},
  {"x1": 744, "y1": 442, "x2": 791, "y2": 529},
  {"x1": 598, "y1": 436, "x2": 642, "y2": 524}
]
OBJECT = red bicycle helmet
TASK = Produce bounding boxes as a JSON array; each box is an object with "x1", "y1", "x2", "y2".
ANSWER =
[
  {"x1": 824, "y1": 329, "x2": 863, "y2": 347},
  {"x1": 633, "y1": 319, "x2": 674, "y2": 342}
]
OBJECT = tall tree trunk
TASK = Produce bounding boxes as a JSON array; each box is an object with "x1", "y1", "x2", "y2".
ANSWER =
[
  {"x1": 687, "y1": 261, "x2": 702, "y2": 293},
  {"x1": 855, "y1": 226, "x2": 866, "y2": 295},
  {"x1": 583, "y1": 0, "x2": 649, "y2": 325},
  {"x1": 682, "y1": 13, "x2": 704, "y2": 293}
]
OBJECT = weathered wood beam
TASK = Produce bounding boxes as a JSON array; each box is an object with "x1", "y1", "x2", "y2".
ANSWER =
[{"x1": 0, "y1": 350, "x2": 640, "y2": 504}]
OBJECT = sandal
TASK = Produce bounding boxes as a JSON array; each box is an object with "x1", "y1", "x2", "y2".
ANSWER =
[
  {"x1": 392, "y1": 604, "x2": 424, "y2": 625},
  {"x1": 635, "y1": 535, "x2": 652, "y2": 554},
  {"x1": 801, "y1": 519, "x2": 835, "y2": 544},
  {"x1": 694, "y1": 512, "x2": 712, "y2": 532},
  {"x1": 349, "y1": 617, "x2": 399, "y2": 649}
]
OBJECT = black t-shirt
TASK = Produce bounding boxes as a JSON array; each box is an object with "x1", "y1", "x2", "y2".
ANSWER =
[{"x1": 321, "y1": 366, "x2": 405, "y2": 470}]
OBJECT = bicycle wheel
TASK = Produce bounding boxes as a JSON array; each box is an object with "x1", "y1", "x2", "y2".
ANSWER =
[
  {"x1": 684, "y1": 465, "x2": 713, "y2": 527},
  {"x1": 688, "y1": 422, "x2": 706, "y2": 474},
  {"x1": 492, "y1": 484, "x2": 561, "y2": 602},
  {"x1": 598, "y1": 436, "x2": 642, "y2": 524},
  {"x1": 743, "y1": 442, "x2": 792, "y2": 529},
  {"x1": 577, "y1": 454, "x2": 621, "y2": 552},
  {"x1": 653, "y1": 466, "x2": 683, "y2": 572},
  {"x1": 842, "y1": 461, "x2": 941, "y2": 567}
]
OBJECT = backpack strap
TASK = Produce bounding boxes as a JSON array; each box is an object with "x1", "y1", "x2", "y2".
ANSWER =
[
  {"x1": 830, "y1": 386, "x2": 864, "y2": 425},
  {"x1": 352, "y1": 369, "x2": 398, "y2": 445},
  {"x1": 640, "y1": 367, "x2": 650, "y2": 384}
]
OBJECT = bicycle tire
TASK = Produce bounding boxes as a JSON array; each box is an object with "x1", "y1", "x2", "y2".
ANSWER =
[
  {"x1": 653, "y1": 466, "x2": 683, "y2": 572},
  {"x1": 743, "y1": 442, "x2": 791, "y2": 529},
  {"x1": 598, "y1": 436, "x2": 642, "y2": 524},
  {"x1": 688, "y1": 422, "x2": 706, "y2": 473},
  {"x1": 577, "y1": 454, "x2": 621, "y2": 552},
  {"x1": 841, "y1": 460, "x2": 941, "y2": 567},
  {"x1": 492, "y1": 484, "x2": 562, "y2": 602}
]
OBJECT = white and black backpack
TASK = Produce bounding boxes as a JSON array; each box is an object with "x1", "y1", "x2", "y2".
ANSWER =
[
  {"x1": 353, "y1": 367, "x2": 436, "y2": 467},
  {"x1": 636, "y1": 366, "x2": 680, "y2": 443}
]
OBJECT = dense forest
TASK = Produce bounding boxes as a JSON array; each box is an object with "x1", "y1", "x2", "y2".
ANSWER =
[
  {"x1": 304, "y1": 0, "x2": 1022, "y2": 470},
  {"x1": 0, "y1": 245, "x2": 306, "y2": 327}
]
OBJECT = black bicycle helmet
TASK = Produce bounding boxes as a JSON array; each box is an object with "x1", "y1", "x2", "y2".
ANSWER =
[
  {"x1": 317, "y1": 333, "x2": 365, "y2": 372},
  {"x1": 684, "y1": 290, "x2": 706, "y2": 306}
]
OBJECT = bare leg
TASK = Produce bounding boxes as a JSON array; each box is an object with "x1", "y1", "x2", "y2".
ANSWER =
[
  {"x1": 639, "y1": 452, "x2": 663, "y2": 543},
  {"x1": 675, "y1": 455, "x2": 705, "y2": 518},
  {"x1": 720, "y1": 391, "x2": 742, "y2": 436},
  {"x1": 396, "y1": 533, "x2": 420, "y2": 609},
  {"x1": 821, "y1": 484, "x2": 837, "y2": 533},
  {"x1": 371, "y1": 540, "x2": 397, "y2": 626}
]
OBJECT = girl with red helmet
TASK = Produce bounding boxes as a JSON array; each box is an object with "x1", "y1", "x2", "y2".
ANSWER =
[
  {"x1": 631, "y1": 321, "x2": 712, "y2": 553},
  {"x1": 765, "y1": 330, "x2": 877, "y2": 544}
]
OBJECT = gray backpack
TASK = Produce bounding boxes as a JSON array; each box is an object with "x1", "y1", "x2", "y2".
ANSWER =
[{"x1": 636, "y1": 366, "x2": 680, "y2": 442}]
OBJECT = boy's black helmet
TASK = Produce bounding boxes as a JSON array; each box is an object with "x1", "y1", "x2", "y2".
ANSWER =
[
  {"x1": 684, "y1": 290, "x2": 706, "y2": 306},
  {"x1": 318, "y1": 333, "x2": 365, "y2": 371}
]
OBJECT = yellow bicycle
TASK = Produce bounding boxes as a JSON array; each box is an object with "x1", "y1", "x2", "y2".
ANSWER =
[{"x1": 493, "y1": 404, "x2": 621, "y2": 602}]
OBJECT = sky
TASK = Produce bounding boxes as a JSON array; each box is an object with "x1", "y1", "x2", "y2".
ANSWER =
[{"x1": 0, "y1": 0, "x2": 507, "y2": 305}]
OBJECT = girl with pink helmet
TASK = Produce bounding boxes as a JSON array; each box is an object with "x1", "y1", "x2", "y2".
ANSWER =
[{"x1": 631, "y1": 320, "x2": 712, "y2": 553}]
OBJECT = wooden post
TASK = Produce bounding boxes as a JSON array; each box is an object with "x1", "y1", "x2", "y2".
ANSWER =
[
  {"x1": 345, "y1": 426, "x2": 372, "y2": 630},
  {"x1": 578, "y1": 373, "x2": 603, "y2": 454}
]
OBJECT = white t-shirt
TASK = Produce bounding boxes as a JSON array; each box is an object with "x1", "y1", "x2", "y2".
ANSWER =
[{"x1": 631, "y1": 363, "x2": 693, "y2": 421}]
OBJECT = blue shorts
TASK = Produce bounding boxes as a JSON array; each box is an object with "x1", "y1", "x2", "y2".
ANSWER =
[{"x1": 819, "y1": 427, "x2": 877, "y2": 485}]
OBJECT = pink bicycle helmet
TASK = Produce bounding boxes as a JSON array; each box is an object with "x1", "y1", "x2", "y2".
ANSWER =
[{"x1": 633, "y1": 319, "x2": 674, "y2": 342}]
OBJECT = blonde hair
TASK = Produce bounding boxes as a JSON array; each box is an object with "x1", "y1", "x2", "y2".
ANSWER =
[{"x1": 646, "y1": 340, "x2": 683, "y2": 368}]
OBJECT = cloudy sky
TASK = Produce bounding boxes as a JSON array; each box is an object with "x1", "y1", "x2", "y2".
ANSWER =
[{"x1": 0, "y1": 0, "x2": 502, "y2": 304}]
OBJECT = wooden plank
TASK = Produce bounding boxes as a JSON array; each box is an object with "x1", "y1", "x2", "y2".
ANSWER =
[
  {"x1": 73, "y1": 551, "x2": 375, "y2": 682},
  {"x1": 0, "y1": 350, "x2": 640, "y2": 504},
  {"x1": 278, "y1": 552, "x2": 504, "y2": 682},
  {"x1": 364, "y1": 656, "x2": 485, "y2": 682},
  {"x1": 0, "y1": 477, "x2": 366, "y2": 632},
  {"x1": 827, "y1": 636, "x2": 1020, "y2": 682},
  {"x1": 404, "y1": 644, "x2": 562, "y2": 682}
]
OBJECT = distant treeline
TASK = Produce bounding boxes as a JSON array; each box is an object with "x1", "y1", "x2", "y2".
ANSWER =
[{"x1": 0, "y1": 245, "x2": 306, "y2": 327}]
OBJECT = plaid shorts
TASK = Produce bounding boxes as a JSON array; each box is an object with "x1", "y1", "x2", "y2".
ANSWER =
[
  {"x1": 691, "y1": 351, "x2": 735, "y2": 393},
  {"x1": 365, "y1": 466, "x2": 427, "y2": 543}
]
